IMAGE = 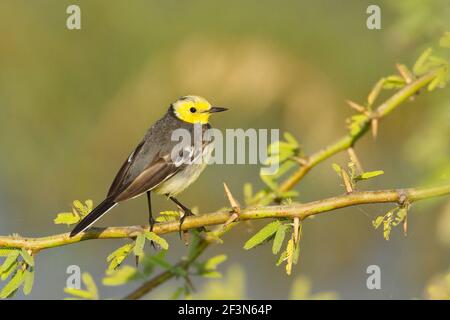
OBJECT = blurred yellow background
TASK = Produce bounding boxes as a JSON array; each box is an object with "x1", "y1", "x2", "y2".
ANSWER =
[{"x1": 0, "y1": 0, "x2": 449, "y2": 299}]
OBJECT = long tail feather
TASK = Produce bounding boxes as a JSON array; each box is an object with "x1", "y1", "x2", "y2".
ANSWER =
[{"x1": 70, "y1": 198, "x2": 117, "y2": 237}]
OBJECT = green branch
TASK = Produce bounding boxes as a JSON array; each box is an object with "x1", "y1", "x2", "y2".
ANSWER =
[
  {"x1": 120, "y1": 67, "x2": 444, "y2": 299},
  {"x1": 0, "y1": 184, "x2": 448, "y2": 252},
  {"x1": 278, "y1": 69, "x2": 439, "y2": 193}
]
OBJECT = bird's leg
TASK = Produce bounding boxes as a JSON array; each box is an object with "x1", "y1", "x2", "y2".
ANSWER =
[
  {"x1": 147, "y1": 191, "x2": 156, "y2": 249},
  {"x1": 168, "y1": 196, "x2": 193, "y2": 238},
  {"x1": 147, "y1": 191, "x2": 155, "y2": 231}
]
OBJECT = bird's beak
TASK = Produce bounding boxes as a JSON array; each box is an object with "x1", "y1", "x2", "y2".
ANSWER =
[{"x1": 208, "y1": 106, "x2": 228, "y2": 113}]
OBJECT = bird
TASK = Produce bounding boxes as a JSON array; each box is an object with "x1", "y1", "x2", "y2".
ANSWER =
[{"x1": 69, "y1": 95, "x2": 227, "y2": 237}]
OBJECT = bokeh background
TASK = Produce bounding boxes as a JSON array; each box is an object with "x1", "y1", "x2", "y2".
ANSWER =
[{"x1": 0, "y1": 0, "x2": 449, "y2": 299}]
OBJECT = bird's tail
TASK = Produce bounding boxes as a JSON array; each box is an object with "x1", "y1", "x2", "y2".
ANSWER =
[{"x1": 70, "y1": 197, "x2": 117, "y2": 237}]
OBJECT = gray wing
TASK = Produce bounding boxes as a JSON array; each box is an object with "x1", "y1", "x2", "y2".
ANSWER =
[
  {"x1": 106, "y1": 113, "x2": 210, "y2": 202},
  {"x1": 107, "y1": 139, "x2": 146, "y2": 197},
  {"x1": 113, "y1": 156, "x2": 181, "y2": 202},
  {"x1": 107, "y1": 116, "x2": 183, "y2": 202}
]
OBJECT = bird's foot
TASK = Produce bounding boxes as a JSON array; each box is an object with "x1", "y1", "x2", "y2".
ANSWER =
[
  {"x1": 178, "y1": 210, "x2": 206, "y2": 245},
  {"x1": 149, "y1": 216, "x2": 156, "y2": 249},
  {"x1": 178, "y1": 209, "x2": 193, "y2": 240}
]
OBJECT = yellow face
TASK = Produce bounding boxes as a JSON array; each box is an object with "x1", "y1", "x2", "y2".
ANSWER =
[{"x1": 172, "y1": 95, "x2": 227, "y2": 124}]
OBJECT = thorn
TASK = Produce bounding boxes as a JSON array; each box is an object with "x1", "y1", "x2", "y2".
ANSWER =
[
  {"x1": 222, "y1": 183, "x2": 241, "y2": 229},
  {"x1": 403, "y1": 214, "x2": 408, "y2": 237},
  {"x1": 346, "y1": 100, "x2": 366, "y2": 113},
  {"x1": 293, "y1": 217, "x2": 300, "y2": 244},
  {"x1": 341, "y1": 170, "x2": 354, "y2": 194},
  {"x1": 223, "y1": 212, "x2": 239, "y2": 229},
  {"x1": 396, "y1": 63, "x2": 413, "y2": 84},
  {"x1": 347, "y1": 147, "x2": 364, "y2": 174},
  {"x1": 223, "y1": 182, "x2": 241, "y2": 213},
  {"x1": 371, "y1": 118, "x2": 378, "y2": 139},
  {"x1": 291, "y1": 156, "x2": 309, "y2": 166},
  {"x1": 397, "y1": 190, "x2": 409, "y2": 237}
]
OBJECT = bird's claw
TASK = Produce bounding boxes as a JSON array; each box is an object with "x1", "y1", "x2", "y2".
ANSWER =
[
  {"x1": 149, "y1": 217, "x2": 157, "y2": 249},
  {"x1": 178, "y1": 209, "x2": 192, "y2": 240}
]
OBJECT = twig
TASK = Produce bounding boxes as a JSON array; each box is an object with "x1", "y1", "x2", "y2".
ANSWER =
[
  {"x1": 278, "y1": 69, "x2": 439, "y2": 193},
  {"x1": 0, "y1": 184, "x2": 449, "y2": 252}
]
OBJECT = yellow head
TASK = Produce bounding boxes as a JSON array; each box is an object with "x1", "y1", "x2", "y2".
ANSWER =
[{"x1": 171, "y1": 95, "x2": 227, "y2": 124}]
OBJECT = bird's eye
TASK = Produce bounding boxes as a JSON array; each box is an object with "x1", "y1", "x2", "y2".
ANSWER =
[{"x1": 190, "y1": 107, "x2": 197, "y2": 113}]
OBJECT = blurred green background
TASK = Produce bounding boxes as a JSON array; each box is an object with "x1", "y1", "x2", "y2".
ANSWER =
[{"x1": 0, "y1": 0, "x2": 449, "y2": 299}]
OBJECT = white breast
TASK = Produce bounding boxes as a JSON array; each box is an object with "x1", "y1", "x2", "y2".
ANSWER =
[{"x1": 153, "y1": 142, "x2": 214, "y2": 196}]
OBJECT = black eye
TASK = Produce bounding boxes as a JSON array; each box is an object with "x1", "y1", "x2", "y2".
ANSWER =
[{"x1": 190, "y1": 107, "x2": 197, "y2": 113}]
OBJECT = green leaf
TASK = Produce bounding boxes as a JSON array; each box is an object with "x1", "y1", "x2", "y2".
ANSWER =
[
  {"x1": 20, "y1": 249, "x2": 34, "y2": 267},
  {"x1": 64, "y1": 288, "x2": 93, "y2": 299},
  {"x1": 283, "y1": 132, "x2": 299, "y2": 148},
  {"x1": 133, "y1": 234, "x2": 146, "y2": 257},
  {"x1": 276, "y1": 250, "x2": 288, "y2": 266},
  {"x1": 0, "y1": 248, "x2": 17, "y2": 257},
  {"x1": 54, "y1": 212, "x2": 80, "y2": 225},
  {"x1": 144, "y1": 232, "x2": 169, "y2": 250},
  {"x1": 72, "y1": 200, "x2": 84, "y2": 212},
  {"x1": 279, "y1": 190, "x2": 299, "y2": 200},
  {"x1": 0, "y1": 250, "x2": 20, "y2": 274},
  {"x1": 155, "y1": 212, "x2": 178, "y2": 222},
  {"x1": 171, "y1": 266, "x2": 188, "y2": 277},
  {"x1": 187, "y1": 230, "x2": 203, "y2": 260},
  {"x1": 244, "y1": 220, "x2": 281, "y2": 250},
  {"x1": 347, "y1": 114, "x2": 368, "y2": 136},
  {"x1": 271, "y1": 160, "x2": 296, "y2": 179},
  {"x1": 82, "y1": 273, "x2": 98, "y2": 299},
  {"x1": 1, "y1": 261, "x2": 18, "y2": 281},
  {"x1": 272, "y1": 224, "x2": 289, "y2": 254},
  {"x1": 393, "y1": 207, "x2": 408, "y2": 226},
  {"x1": 285, "y1": 238, "x2": 295, "y2": 275},
  {"x1": 0, "y1": 269, "x2": 26, "y2": 298},
  {"x1": 142, "y1": 259, "x2": 155, "y2": 276},
  {"x1": 71, "y1": 200, "x2": 93, "y2": 217},
  {"x1": 142, "y1": 251, "x2": 172, "y2": 270},
  {"x1": 332, "y1": 163, "x2": 342, "y2": 174},
  {"x1": 204, "y1": 254, "x2": 227, "y2": 271},
  {"x1": 202, "y1": 271, "x2": 222, "y2": 278},
  {"x1": 383, "y1": 211, "x2": 394, "y2": 241},
  {"x1": 106, "y1": 243, "x2": 133, "y2": 271},
  {"x1": 413, "y1": 48, "x2": 433, "y2": 75},
  {"x1": 103, "y1": 266, "x2": 140, "y2": 286},
  {"x1": 171, "y1": 286, "x2": 186, "y2": 300},
  {"x1": 355, "y1": 170, "x2": 384, "y2": 181},
  {"x1": 383, "y1": 75, "x2": 406, "y2": 89},
  {"x1": 428, "y1": 67, "x2": 448, "y2": 91},
  {"x1": 440, "y1": 32, "x2": 450, "y2": 48},
  {"x1": 260, "y1": 174, "x2": 278, "y2": 191},
  {"x1": 84, "y1": 200, "x2": 94, "y2": 213},
  {"x1": 22, "y1": 268, "x2": 34, "y2": 295},
  {"x1": 243, "y1": 183, "x2": 253, "y2": 204},
  {"x1": 243, "y1": 183, "x2": 253, "y2": 199},
  {"x1": 372, "y1": 216, "x2": 384, "y2": 229},
  {"x1": 159, "y1": 211, "x2": 180, "y2": 217}
]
